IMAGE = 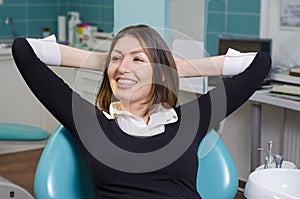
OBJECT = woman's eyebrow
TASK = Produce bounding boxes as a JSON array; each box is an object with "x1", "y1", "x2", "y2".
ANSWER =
[
  {"x1": 130, "y1": 49, "x2": 145, "y2": 55},
  {"x1": 112, "y1": 49, "x2": 122, "y2": 54},
  {"x1": 112, "y1": 49, "x2": 145, "y2": 55}
]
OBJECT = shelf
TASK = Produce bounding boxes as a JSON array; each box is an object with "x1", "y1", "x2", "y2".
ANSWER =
[
  {"x1": 250, "y1": 90, "x2": 300, "y2": 112},
  {"x1": 270, "y1": 73, "x2": 300, "y2": 85}
]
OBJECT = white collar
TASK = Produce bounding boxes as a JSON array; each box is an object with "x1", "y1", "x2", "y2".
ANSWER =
[{"x1": 102, "y1": 102, "x2": 178, "y2": 137}]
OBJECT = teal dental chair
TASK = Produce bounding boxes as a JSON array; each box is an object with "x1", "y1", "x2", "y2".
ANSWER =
[
  {"x1": 34, "y1": 125, "x2": 238, "y2": 199},
  {"x1": 0, "y1": 123, "x2": 50, "y2": 142},
  {"x1": 196, "y1": 129, "x2": 238, "y2": 198},
  {"x1": 34, "y1": 125, "x2": 95, "y2": 199}
]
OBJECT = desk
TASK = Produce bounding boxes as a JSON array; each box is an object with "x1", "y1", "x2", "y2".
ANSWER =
[{"x1": 249, "y1": 89, "x2": 300, "y2": 171}]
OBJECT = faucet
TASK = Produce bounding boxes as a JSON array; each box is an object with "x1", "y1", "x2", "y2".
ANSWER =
[
  {"x1": 258, "y1": 140, "x2": 284, "y2": 169},
  {"x1": 5, "y1": 16, "x2": 17, "y2": 39}
]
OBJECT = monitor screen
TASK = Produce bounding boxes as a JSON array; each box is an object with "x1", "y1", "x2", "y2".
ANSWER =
[{"x1": 218, "y1": 37, "x2": 272, "y2": 55}]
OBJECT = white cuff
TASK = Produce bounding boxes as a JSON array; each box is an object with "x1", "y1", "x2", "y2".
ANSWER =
[
  {"x1": 26, "y1": 35, "x2": 61, "y2": 66},
  {"x1": 223, "y1": 48, "x2": 257, "y2": 76}
]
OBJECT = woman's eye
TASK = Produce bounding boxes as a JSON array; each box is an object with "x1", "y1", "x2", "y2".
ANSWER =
[
  {"x1": 111, "y1": 56, "x2": 121, "y2": 62},
  {"x1": 133, "y1": 57, "x2": 144, "y2": 62}
]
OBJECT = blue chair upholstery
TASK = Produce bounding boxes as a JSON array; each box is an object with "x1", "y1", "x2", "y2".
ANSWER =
[
  {"x1": 34, "y1": 126, "x2": 237, "y2": 199},
  {"x1": 197, "y1": 129, "x2": 238, "y2": 199},
  {"x1": 0, "y1": 123, "x2": 50, "y2": 141},
  {"x1": 34, "y1": 125, "x2": 95, "y2": 199}
]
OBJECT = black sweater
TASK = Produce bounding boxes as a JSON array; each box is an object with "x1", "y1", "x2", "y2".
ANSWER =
[{"x1": 12, "y1": 38, "x2": 271, "y2": 199}]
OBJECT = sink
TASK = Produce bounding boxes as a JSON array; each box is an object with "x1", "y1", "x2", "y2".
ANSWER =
[
  {"x1": 244, "y1": 168, "x2": 300, "y2": 199},
  {"x1": 255, "y1": 161, "x2": 297, "y2": 171}
]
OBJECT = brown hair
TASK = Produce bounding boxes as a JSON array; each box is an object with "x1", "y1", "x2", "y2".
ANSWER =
[{"x1": 96, "y1": 25, "x2": 179, "y2": 114}]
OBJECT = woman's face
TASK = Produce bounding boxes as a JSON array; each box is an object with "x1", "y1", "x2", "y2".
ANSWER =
[{"x1": 107, "y1": 35, "x2": 153, "y2": 107}]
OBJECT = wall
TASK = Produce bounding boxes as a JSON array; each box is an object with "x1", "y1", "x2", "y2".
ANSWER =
[
  {"x1": 0, "y1": 0, "x2": 113, "y2": 40},
  {"x1": 67, "y1": 0, "x2": 113, "y2": 33},
  {"x1": 219, "y1": 0, "x2": 300, "y2": 180},
  {"x1": 170, "y1": 0, "x2": 204, "y2": 43},
  {"x1": 259, "y1": 0, "x2": 300, "y2": 164},
  {"x1": 114, "y1": 0, "x2": 169, "y2": 38},
  {"x1": 0, "y1": 0, "x2": 64, "y2": 39},
  {"x1": 219, "y1": 102, "x2": 285, "y2": 181},
  {"x1": 201, "y1": 0, "x2": 262, "y2": 180},
  {"x1": 0, "y1": 0, "x2": 201, "y2": 42},
  {"x1": 260, "y1": 0, "x2": 300, "y2": 67},
  {"x1": 203, "y1": 0, "x2": 285, "y2": 181},
  {"x1": 205, "y1": 0, "x2": 261, "y2": 56}
]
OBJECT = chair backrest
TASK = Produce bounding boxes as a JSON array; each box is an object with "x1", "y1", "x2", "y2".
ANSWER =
[
  {"x1": 34, "y1": 126, "x2": 237, "y2": 199},
  {"x1": 0, "y1": 122, "x2": 50, "y2": 141},
  {"x1": 34, "y1": 125, "x2": 95, "y2": 199},
  {"x1": 196, "y1": 129, "x2": 238, "y2": 199}
]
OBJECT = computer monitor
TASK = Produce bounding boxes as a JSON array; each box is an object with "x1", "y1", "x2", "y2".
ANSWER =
[{"x1": 218, "y1": 36, "x2": 272, "y2": 55}]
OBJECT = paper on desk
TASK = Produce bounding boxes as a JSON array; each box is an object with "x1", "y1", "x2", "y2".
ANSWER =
[
  {"x1": 290, "y1": 67, "x2": 300, "y2": 77},
  {"x1": 271, "y1": 84, "x2": 300, "y2": 96}
]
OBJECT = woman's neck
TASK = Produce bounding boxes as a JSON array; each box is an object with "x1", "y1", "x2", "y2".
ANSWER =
[{"x1": 120, "y1": 101, "x2": 151, "y2": 124}]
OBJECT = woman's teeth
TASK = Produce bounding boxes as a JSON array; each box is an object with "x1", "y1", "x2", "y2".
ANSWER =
[{"x1": 117, "y1": 79, "x2": 136, "y2": 85}]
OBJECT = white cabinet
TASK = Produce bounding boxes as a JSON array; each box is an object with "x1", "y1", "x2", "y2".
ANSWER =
[
  {"x1": 73, "y1": 69, "x2": 103, "y2": 105},
  {"x1": 0, "y1": 51, "x2": 47, "y2": 154},
  {"x1": 0, "y1": 50, "x2": 101, "y2": 154},
  {"x1": 0, "y1": 52, "x2": 42, "y2": 128},
  {"x1": 0, "y1": 51, "x2": 102, "y2": 134},
  {"x1": 0, "y1": 52, "x2": 78, "y2": 134}
]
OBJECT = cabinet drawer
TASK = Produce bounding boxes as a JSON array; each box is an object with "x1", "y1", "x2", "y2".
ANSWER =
[
  {"x1": 75, "y1": 69, "x2": 103, "y2": 86},
  {"x1": 75, "y1": 82, "x2": 100, "y2": 104},
  {"x1": 0, "y1": 53, "x2": 13, "y2": 61}
]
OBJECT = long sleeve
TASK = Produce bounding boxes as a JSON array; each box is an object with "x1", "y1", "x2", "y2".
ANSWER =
[
  {"x1": 223, "y1": 52, "x2": 271, "y2": 115},
  {"x1": 204, "y1": 52, "x2": 271, "y2": 130},
  {"x1": 12, "y1": 38, "x2": 96, "y2": 135}
]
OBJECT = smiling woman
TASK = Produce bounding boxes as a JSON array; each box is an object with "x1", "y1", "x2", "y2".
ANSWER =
[
  {"x1": 98, "y1": 25, "x2": 178, "y2": 123},
  {"x1": 106, "y1": 36, "x2": 154, "y2": 119},
  {"x1": 11, "y1": 24, "x2": 271, "y2": 198}
]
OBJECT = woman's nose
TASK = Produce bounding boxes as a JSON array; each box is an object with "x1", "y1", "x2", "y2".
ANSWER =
[{"x1": 118, "y1": 57, "x2": 132, "y2": 73}]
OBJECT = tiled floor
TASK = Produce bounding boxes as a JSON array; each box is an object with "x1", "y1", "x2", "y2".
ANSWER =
[{"x1": 0, "y1": 149, "x2": 247, "y2": 198}]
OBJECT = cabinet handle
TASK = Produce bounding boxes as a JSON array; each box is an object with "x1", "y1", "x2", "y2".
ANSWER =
[
  {"x1": 81, "y1": 77, "x2": 100, "y2": 84},
  {"x1": 0, "y1": 56, "x2": 13, "y2": 61},
  {"x1": 82, "y1": 90, "x2": 96, "y2": 96}
]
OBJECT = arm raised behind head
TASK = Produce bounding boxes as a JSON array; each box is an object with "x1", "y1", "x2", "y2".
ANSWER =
[
  {"x1": 26, "y1": 34, "x2": 107, "y2": 71},
  {"x1": 175, "y1": 48, "x2": 257, "y2": 77}
]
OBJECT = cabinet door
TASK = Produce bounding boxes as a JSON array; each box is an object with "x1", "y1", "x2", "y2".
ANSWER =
[
  {"x1": 73, "y1": 69, "x2": 103, "y2": 104},
  {"x1": 114, "y1": 0, "x2": 170, "y2": 41},
  {"x1": 0, "y1": 57, "x2": 42, "y2": 127}
]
